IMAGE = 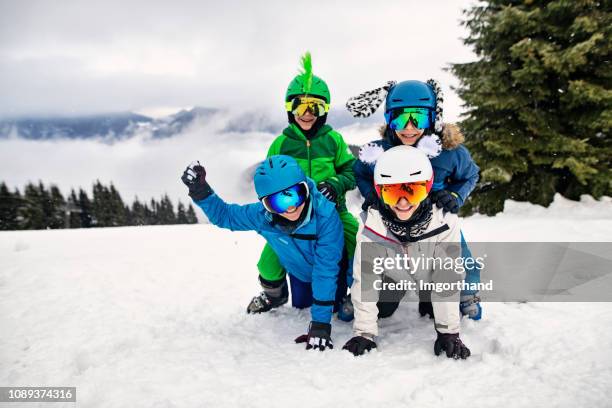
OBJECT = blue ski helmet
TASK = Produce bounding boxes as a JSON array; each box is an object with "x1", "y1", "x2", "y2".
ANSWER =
[
  {"x1": 386, "y1": 80, "x2": 436, "y2": 111},
  {"x1": 384, "y1": 80, "x2": 437, "y2": 126},
  {"x1": 254, "y1": 155, "x2": 306, "y2": 199}
]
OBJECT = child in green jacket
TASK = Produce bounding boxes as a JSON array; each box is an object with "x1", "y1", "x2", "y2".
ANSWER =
[{"x1": 247, "y1": 53, "x2": 358, "y2": 321}]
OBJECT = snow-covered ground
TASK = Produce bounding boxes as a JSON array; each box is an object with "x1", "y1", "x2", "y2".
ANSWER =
[{"x1": 1, "y1": 195, "x2": 612, "y2": 408}]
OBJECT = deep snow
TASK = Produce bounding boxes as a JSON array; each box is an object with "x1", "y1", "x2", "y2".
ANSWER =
[{"x1": 1, "y1": 195, "x2": 612, "y2": 408}]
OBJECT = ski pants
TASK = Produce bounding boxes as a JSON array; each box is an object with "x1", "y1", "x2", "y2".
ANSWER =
[
  {"x1": 287, "y1": 263, "x2": 348, "y2": 312},
  {"x1": 375, "y1": 231, "x2": 482, "y2": 319}
]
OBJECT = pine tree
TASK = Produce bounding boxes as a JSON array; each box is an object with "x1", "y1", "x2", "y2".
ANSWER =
[
  {"x1": 48, "y1": 185, "x2": 66, "y2": 229},
  {"x1": 78, "y1": 188, "x2": 93, "y2": 228},
  {"x1": 186, "y1": 203, "x2": 198, "y2": 224},
  {"x1": 22, "y1": 182, "x2": 45, "y2": 229},
  {"x1": 108, "y1": 183, "x2": 127, "y2": 226},
  {"x1": 37, "y1": 181, "x2": 54, "y2": 228},
  {"x1": 13, "y1": 187, "x2": 25, "y2": 229},
  {"x1": 149, "y1": 198, "x2": 159, "y2": 225},
  {"x1": 0, "y1": 182, "x2": 20, "y2": 230},
  {"x1": 130, "y1": 197, "x2": 147, "y2": 226},
  {"x1": 451, "y1": 0, "x2": 611, "y2": 215},
  {"x1": 176, "y1": 201, "x2": 189, "y2": 224},
  {"x1": 124, "y1": 204, "x2": 133, "y2": 226},
  {"x1": 92, "y1": 180, "x2": 112, "y2": 227},
  {"x1": 156, "y1": 194, "x2": 176, "y2": 225},
  {"x1": 67, "y1": 189, "x2": 82, "y2": 228}
]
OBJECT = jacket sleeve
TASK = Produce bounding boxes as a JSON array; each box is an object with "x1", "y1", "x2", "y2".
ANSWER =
[
  {"x1": 431, "y1": 212, "x2": 463, "y2": 334},
  {"x1": 324, "y1": 132, "x2": 356, "y2": 196},
  {"x1": 446, "y1": 146, "x2": 480, "y2": 207},
  {"x1": 194, "y1": 193, "x2": 265, "y2": 232},
  {"x1": 310, "y1": 210, "x2": 344, "y2": 324},
  {"x1": 353, "y1": 157, "x2": 376, "y2": 200},
  {"x1": 350, "y1": 217, "x2": 380, "y2": 338},
  {"x1": 266, "y1": 134, "x2": 284, "y2": 158}
]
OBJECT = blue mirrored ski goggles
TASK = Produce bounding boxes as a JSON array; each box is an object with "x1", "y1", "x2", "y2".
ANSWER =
[
  {"x1": 261, "y1": 182, "x2": 309, "y2": 214},
  {"x1": 386, "y1": 107, "x2": 433, "y2": 130}
]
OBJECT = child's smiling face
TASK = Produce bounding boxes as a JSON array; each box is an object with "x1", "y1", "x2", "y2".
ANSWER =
[
  {"x1": 295, "y1": 110, "x2": 316, "y2": 131},
  {"x1": 395, "y1": 121, "x2": 424, "y2": 146},
  {"x1": 278, "y1": 201, "x2": 305, "y2": 221},
  {"x1": 391, "y1": 197, "x2": 419, "y2": 221}
]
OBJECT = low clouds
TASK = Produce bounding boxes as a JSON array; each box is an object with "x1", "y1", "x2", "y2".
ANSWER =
[
  {"x1": 0, "y1": 111, "x2": 381, "y2": 208},
  {"x1": 0, "y1": 112, "x2": 274, "y2": 205}
]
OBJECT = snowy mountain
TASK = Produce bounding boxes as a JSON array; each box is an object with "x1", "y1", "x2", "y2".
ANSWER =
[
  {"x1": 1, "y1": 196, "x2": 611, "y2": 407},
  {"x1": 0, "y1": 112, "x2": 153, "y2": 140},
  {"x1": 0, "y1": 108, "x2": 219, "y2": 141},
  {"x1": 0, "y1": 106, "x2": 378, "y2": 141},
  {"x1": 150, "y1": 107, "x2": 218, "y2": 139}
]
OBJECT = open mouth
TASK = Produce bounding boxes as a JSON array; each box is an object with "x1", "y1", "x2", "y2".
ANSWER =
[
  {"x1": 299, "y1": 117, "x2": 315, "y2": 123},
  {"x1": 285, "y1": 206, "x2": 297, "y2": 214},
  {"x1": 393, "y1": 205, "x2": 414, "y2": 213}
]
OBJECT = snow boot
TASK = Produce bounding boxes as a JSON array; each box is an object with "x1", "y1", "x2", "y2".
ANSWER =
[
  {"x1": 337, "y1": 293, "x2": 354, "y2": 322},
  {"x1": 460, "y1": 293, "x2": 482, "y2": 320},
  {"x1": 247, "y1": 276, "x2": 289, "y2": 314}
]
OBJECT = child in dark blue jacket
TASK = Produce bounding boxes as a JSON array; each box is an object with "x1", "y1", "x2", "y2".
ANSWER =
[
  {"x1": 181, "y1": 155, "x2": 345, "y2": 351},
  {"x1": 347, "y1": 79, "x2": 482, "y2": 320}
]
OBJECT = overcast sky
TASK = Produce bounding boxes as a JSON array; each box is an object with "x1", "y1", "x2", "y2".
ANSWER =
[{"x1": 0, "y1": 0, "x2": 477, "y2": 120}]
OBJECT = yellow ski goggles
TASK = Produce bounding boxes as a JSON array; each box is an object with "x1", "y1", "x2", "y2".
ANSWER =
[{"x1": 285, "y1": 96, "x2": 330, "y2": 117}]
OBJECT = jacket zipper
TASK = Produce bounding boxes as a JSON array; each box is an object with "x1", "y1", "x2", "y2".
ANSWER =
[{"x1": 306, "y1": 139, "x2": 312, "y2": 177}]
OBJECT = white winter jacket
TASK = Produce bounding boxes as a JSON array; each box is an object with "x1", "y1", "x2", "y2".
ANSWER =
[{"x1": 351, "y1": 205, "x2": 464, "y2": 338}]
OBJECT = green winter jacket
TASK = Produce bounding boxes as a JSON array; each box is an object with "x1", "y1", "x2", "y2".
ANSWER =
[{"x1": 267, "y1": 123, "x2": 356, "y2": 211}]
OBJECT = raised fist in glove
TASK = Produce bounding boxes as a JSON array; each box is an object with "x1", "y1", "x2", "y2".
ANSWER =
[
  {"x1": 343, "y1": 336, "x2": 377, "y2": 356},
  {"x1": 317, "y1": 182, "x2": 338, "y2": 204},
  {"x1": 295, "y1": 322, "x2": 333, "y2": 351},
  {"x1": 430, "y1": 190, "x2": 459, "y2": 214},
  {"x1": 434, "y1": 332, "x2": 471, "y2": 360},
  {"x1": 181, "y1": 161, "x2": 213, "y2": 201}
]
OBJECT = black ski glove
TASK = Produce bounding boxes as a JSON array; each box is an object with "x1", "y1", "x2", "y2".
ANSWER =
[
  {"x1": 343, "y1": 336, "x2": 377, "y2": 356},
  {"x1": 418, "y1": 290, "x2": 434, "y2": 319},
  {"x1": 317, "y1": 182, "x2": 338, "y2": 204},
  {"x1": 418, "y1": 301, "x2": 434, "y2": 319},
  {"x1": 361, "y1": 191, "x2": 379, "y2": 211},
  {"x1": 181, "y1": 161, "x2": 213, "y2": 201},
  {"x1": 430, "y1": 190, "x2": 460, "y2": 214},
  {"x1": 295, "y1": 322, "x2": 333, "y2": 351},
  {"x1": 434, "y1": 332, "x2": 471, "y2": 359}
]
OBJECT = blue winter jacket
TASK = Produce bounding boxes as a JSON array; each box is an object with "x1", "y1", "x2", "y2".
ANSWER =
[
  {"x1": 193, "y1": 178, "x2": 344, "y2": 324},
  {"x1": 354, "y1": 138, "x2": 480, "y2": 207}
]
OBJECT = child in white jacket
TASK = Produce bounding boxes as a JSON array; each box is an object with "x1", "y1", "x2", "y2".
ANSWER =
[{"x1": 343, "y1": 146, "x2": 471, "y2": 360}]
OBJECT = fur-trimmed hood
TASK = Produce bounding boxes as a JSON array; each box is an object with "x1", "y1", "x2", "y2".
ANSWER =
[{"x1": 378, "y1": 122, "x2": 465, "y2": 150}]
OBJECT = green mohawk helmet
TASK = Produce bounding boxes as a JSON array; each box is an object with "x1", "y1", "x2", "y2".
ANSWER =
[{"x1": 285, "y1": 52, "x2": 331, "y2": 103}]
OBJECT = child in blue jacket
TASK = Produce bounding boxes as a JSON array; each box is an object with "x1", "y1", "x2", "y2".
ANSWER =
[
  {"x1": 181, "y1": 155, "x2": 345, "y2": 351},
  {"x1": 346, "y1": 79, "x2": 482, "y2": 320}
]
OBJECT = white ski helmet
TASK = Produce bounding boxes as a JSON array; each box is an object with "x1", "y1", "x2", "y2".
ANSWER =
[{"x1": 374, "y1": 145, "x2": 434, "y2": 186}]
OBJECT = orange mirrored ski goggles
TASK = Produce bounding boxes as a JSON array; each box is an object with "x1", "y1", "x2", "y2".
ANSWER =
[{"x1": 375, "y1": 179, "x2": 433, "y2": 206}]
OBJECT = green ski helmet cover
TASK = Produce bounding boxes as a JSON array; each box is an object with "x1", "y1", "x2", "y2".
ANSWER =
[{"x1": 285, "y1": 52, "x2": 331, "y2": 103}]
